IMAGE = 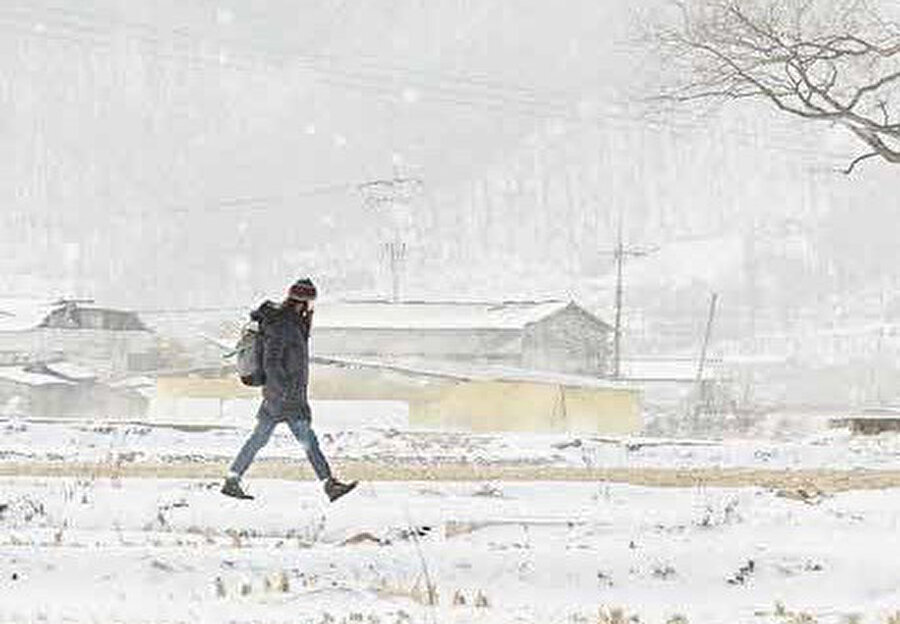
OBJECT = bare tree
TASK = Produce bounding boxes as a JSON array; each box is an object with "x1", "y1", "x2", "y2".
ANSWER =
[{"x1": 650, "y1": 0, "x2": 900, "y2": 173}]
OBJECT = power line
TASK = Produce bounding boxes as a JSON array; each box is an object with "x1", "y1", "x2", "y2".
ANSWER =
[
  {"x1": 32, "y1": 1, "x2": 585, "y2": 102},
  {"x1": 0, "y1": 3, "x2": 854, "y2": 162},
  {"x1": 1, "y1": 3, "x2": 582, "y2": 113},
  {"x1": 169, "y1": 182, "x2": 363, "y2": 214},
  {"x1": 0, "y1": 13, "x2": 595, "y2": 135},
  {"x1": 0, "y1": 180, "x2": 365, "y2": 219}
]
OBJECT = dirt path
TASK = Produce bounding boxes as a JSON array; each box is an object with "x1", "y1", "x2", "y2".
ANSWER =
[{"x1": 2, "y1": 460, "x2": 899, "y2": 492}]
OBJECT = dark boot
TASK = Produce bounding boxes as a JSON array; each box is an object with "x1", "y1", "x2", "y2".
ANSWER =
[
  {"x1": 221, "y1": 476, "x2": 254, "y2": 500},
  {"x1": 324, "y1": 478, "x2": 358, "y2": 503}
]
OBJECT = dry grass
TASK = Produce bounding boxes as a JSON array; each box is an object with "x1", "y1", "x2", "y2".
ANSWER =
[
  {"x1": 2, "y1": 460, "x2": 900, "y2": 491},
  {"x1": 214, "y1": 569, "x2": 292, "y2": 598},
  {"x1": 597, "y1": 606, "x2": 638, "y2": 624},
  {"x1": 373, "y1": 576, "x2": 439, "y2": 607}
]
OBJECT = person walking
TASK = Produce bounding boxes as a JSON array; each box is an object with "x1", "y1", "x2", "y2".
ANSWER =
[{"x1": 222, "y1": 278, "x2": 357, "y2": 502}]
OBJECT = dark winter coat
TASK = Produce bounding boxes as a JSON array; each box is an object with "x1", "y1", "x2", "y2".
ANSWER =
[{"x1": 250, "y1": 301, "x2": 313, "y2": 421}]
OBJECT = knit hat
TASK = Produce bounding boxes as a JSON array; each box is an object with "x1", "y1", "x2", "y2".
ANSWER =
[{"x1": 287, "y1": 278, "x2": 317, "y2": 302}]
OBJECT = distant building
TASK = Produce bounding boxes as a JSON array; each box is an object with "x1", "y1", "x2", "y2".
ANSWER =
[
  {"x1": 311, "y1": 300, "x2": 613, "y2": 376},
  {"x1": 148, "y1": 300, "x2": 633, "y2": 432},
  {"x1": 0, "y1": 361, "x2": 148, "y2": 419},
  {"x1": 311, "y1": 358, "x2": 641, "y2": 434},
  {"x1": 38, "y1": 302, "x2": 149, "y2": 331},
  {"x1": 831, "y1": 407, "x2": 900, "y2": 435},
  {"x1": 151, "y1": 357, "x2": 642, "y2": 434},
  {"x1": 0, "y1": 300, "x2": 159, "y2": 376}
]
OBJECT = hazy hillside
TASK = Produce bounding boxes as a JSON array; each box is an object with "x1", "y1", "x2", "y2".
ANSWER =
[{"x1": 1, "y1": 0, "x2": 897, "y2": 355}]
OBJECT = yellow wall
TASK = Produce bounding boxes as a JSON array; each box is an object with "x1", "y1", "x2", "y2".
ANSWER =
[
  {"x1": 156, "y1": 364, "x2": 445, "y2": 400},
  {"x1": 155, "y1": 365, "x2": 641, "y2": 435},
  {"x1": 411, "y1": 380, "x2": 640, "y2": 434},
  {"x1": 559, "y1": 385, "x2": 641, "y2": 434},
  {"x1": 156, "y1": 375, "x2": 259, "y2": 399}
]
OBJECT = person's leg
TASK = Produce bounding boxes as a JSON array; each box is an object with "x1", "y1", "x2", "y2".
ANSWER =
[
  {"x1": 285, "y1": 416, "x2": 333, "y2": 482},
  {"x1": 228, "y1": 405, "x2": 278, "y2": 478}
]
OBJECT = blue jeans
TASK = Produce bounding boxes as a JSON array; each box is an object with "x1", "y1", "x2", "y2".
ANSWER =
[{"x1": 229, "y1": 400, "x2": 332, "y2": 481}]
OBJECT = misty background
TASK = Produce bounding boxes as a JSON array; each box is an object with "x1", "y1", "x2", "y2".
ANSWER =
[{"x1": 2, "y1": 1, "x2": 898, "y2": 391}]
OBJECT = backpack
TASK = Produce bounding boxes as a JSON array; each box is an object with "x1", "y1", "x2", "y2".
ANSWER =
[{"x1": 235, "y1": 321, "x2": 265, "y2": 386}]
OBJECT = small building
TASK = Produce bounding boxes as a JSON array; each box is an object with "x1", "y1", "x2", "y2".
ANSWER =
[
  {"x1": 38, "y1": 302, "x2": 149, "y2": 331},
  {"x1": 831, "y1": 408, "x2": 900, "y2": 435},
  {"x1": 146, "y1": 300, "x2": 635, "y2": 433},
  {"x1": 0, "y1": 361, "x2": 148, "y2": 419},
  {"x1": 311, "y1": 300, "x2": 612, "y2": 376},
  {"x1": 151, "y1": 356, "x2": 641, "y2": 434},
  {"x1": 0, "y1": 300, "x2": 159, "y2": 375},
  {"x1": 310, "y1": 357, "x2": 640, "y2": 434}
]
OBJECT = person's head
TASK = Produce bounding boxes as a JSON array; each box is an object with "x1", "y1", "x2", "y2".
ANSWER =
[{"x1": 285, "y1": 278, "x2": 317, "y2": 314}]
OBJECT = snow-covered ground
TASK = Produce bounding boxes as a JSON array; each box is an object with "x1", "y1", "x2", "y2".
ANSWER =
[
  {"x1": 2, "y1": 417, "x2": 898, "y2": 622},
  {"x1": 1, "y1": 416, "x2": 899, "y2": 471},
  {"x1": 1, "y1": 478, "x2": 899, "y2": 624}
]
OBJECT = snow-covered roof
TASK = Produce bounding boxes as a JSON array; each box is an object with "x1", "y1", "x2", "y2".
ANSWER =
[
  {"x1": 313, "y1": 300, "x2": 594, "y2": 330},
  {"x1": 110, "y1": 375, "x2": 157, "y2": 389},
  {"x1": 42, "y1": 361, "x2": 98, "y2": 382},
  {"x1": 148, "y1": 300, "x2": 610, "y2": 344},
  {"x1": 0, "y1": 298, "x2": 53, "y2": 332},
  {"x1": 313, "y1": 354, "x2": 632, "y2": 389},
  {"x1": 619, "y1": 358, "x2": 724, "y2": 381},
  {"x1": 0, "y1": 366, "x2": 75, "y2": 387}
]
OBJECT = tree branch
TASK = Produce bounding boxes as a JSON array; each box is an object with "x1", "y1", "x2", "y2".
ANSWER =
[
  {"x1": 647, "y1": 0, "x2": 900, "y2": 172},
  {"x1": 848, "y1": 124, "x2": 900, "y2": 162},
  {"x1": 841, "y1": 151, "x2": 880, "y2": 174},
  {"x1": 846, "y1": 69, "x2": 900, "y2": 109}
]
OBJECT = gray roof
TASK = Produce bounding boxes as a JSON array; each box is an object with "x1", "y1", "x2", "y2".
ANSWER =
[
  {"x1": 312, "y1": 354, "x2": 631, "y2": 389},
  {"x1": 0, "y1": 366, "x2": 75, "y2": 387},
  {"x1": 313, "y1": 300, "x2": 607, "y2": 331}
]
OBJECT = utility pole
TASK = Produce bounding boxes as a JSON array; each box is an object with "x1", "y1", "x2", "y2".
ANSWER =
[
  {"x1": 608, "y1": 219, "x2": 657, "y2": 379},
  {"x1": 613, "y1": 220, "x2": 625, "y2": 379},
  {"x1": 692, "y1": 292, "x2": 720, "y2": 423},
  {"x1": 358, "y1": 176, "x2": 423, "y2": 302},
  {"x1": 383, "y1": 241, "x2": 407, "y2": 303},
  {"x1": 696, "y1": 292, "x2": 719, "y2": 382}
]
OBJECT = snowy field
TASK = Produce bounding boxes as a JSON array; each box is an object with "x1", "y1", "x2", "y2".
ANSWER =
[
  {"x1": 1, "y1": 418, "x2": 899, "y2": 622},
  {"x1": 1, "y1": 477, "x2": 900, "y2": 624},
  {"x1": 1, "y1": 415, "x2": 899, "y2": 472}
]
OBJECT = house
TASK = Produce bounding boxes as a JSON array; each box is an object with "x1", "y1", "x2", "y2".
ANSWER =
[
  {"x1": 146, "y1": 299, "x2": 637, "y2": 433},
  {"x1": 310, "y1": 356, "x2": 641, "y2": 434},
  {"x1": 0, "y1": 360, "x2": 148, "y2": 419},
  {"x1": 38, "y1": 302, "x2": 149, "y2": 331},
  {"x1": 0, "y1": 300, "x2": 159, "y2": 376},
  {"x1": 311, "y1": 300, "x2": 613, "y2": 376},
  {"x1": 151, "y1": 356, "x2": 642, "y2": 434},
  {"x1": 830, "y1": 407, "x2": 900, "y2": 435}
]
